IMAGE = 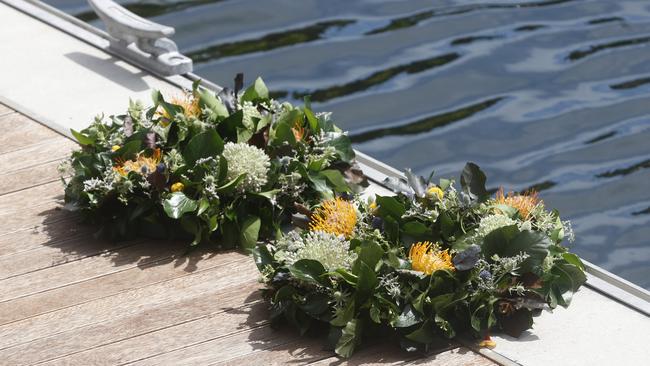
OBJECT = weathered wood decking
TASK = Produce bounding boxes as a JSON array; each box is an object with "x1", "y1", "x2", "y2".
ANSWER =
[{"x1": 0, "y1": 105, "x2": 495, "y2": 365}]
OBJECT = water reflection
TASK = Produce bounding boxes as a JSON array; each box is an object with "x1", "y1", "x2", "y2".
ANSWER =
[
  {"x1": 76, "y1": 0, "x2": 220, "y2": 22},
  {"x1": 187, "y1": 20, "x2": 355, "y2": 62},
  {"x1": 350, "y1": 97, "x2": 502, "y2": 143},
  {"x1": 293, "y1": 53, "x2": 460, "y2": 102}
]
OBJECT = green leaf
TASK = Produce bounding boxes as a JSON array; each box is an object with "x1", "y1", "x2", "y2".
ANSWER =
[
  {"x1": 216, "y1": 174, "x2": 246, "y2": 194},
  {"x1": 217, "y1": 110, "x2": 243, "y2": 140},
  {"x1": 354, "y1": 262, "x2": 378, "y2": 306},
  {"x1": 184, "y1": 129, "x2": 224, "y2": 165},
  {"x1": 331, "y1": 268, "x2": 358, "y2": 285},
  {"x1": 289, "y1": 259, "x2": 326, "y2": 285},
  {"x1": 198, "y1": 88, "x2": 229, "y2": 117},
  {"x1": 483, "y1": 227, "x2": 551, "y2": 274},
  {"x1": 271, "y1": 109, "x2": 300, "y2": 146},
  {"x1": 331, "y1": 299, "x2": 355, "y2": 327},
  {"x1": 405, "y1": 321, "x2": 435, "y2": 344},
  {"x1": 208, "y1": 215, "x2": 219, "y2": 232},
  {"x1": 439, "y1": 178, "x2": 452, "y2": 190},
  {"x1": 326, "y1": 134, "x2": 355, "y2": 163},
  {"x1": 460, "y1": 162, "x2": 489, "y2": 202},
  {"x1": 335, "y1": 319, "x2": 362, "y2": 358},
  {"x1": 252, "y1": 189, "x2": 280, "y2": 201},
  {"x1": 562, "y1": 252, "x2": 585, "y2": 271},
  {"x1": 252, "y1": 244, "x2": 274, "y2": 271},
  {"x1": 319, "y1": 169, "x2": 350, "y2": 193},
  {"x1": 440, "y1": 212, "x2": 456, "y2": 239},
  {"x1": 180, "y1": 216, "x2": 201, "y2": 246},
  {"x1": 152, "y1": 90, "x2": 183, "y2": 119},
  {"x1": 549, "y1": 260, "x2": 586, "y2": 307},
  {"x1": 239, "y1": 215, "x2": 261, "y2": 250},
  {"x1": 112, "y1": 140, "x2": 142, "y2": 161},
  {"x1": 241, "y1": 77, "x2": 269, "y2": 102},
  {"x1": 369, "y1": 304, "x2": 381, "y2": 324},
  {"x1": 434, "y1": 314, "x2": 455, "y2": 338},
  {"x1": 392, "y1": 305, "x2": 421, "y2": 328},
  {"x1": 352, "y1": 240, "x2": 383, "y2": 274},
  {"x1": 163, "y1": 192, "x2": 198, "y2": 219},
  {"x1": 217, "y1": 155, "x2": 228, "y2": 183},
  {"x1": 197, "y1": 198, "x2": 210, "y2": 216},
  {"x1": 303, "y1": 97, "x2": 319, "y2": 132},
  {"x1": 499, "y1": 309, "x2": 534, "y2": 337},
  {"x1": 493, "y1": 204, "x2": 519, "y2": 218},
  {"x1": 403, "y1": 221, "x2": 430, "y2": 236},
  {"x1": 308, "y1": 173, "x2": 333, "y2": 200},
  {"x1": 376, "y1": 196, "x2": 406, "y2": 218},
  {"x1": 300, "y1": 293, "x2": 330, "y2": 316},
  {"x1": 70, "y1": 129, "x2": 94, "y2": 146}
]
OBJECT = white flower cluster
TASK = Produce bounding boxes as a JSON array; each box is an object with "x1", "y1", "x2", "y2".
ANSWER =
[
  {"x1": 307, "y1": 131, "x2": 340, "y2": 168},
  {"x1": 164, "y1": 149, "x2": 185, "y2": 171},
  {"x1": 491, "y1": 252, "x2": 530, "y2": 276},
  {"x1": 378, "y1": 273, "x2": 402, "y2": 299},
  {"x1": 562, "y1": 220, "x2": 576, "y2": 243},
  {"x1": 476, "y1": 214, "x2": 517, "y2": 238},
  {"x1": 222, "y1": 142, "x2": 270, "y2": 193},
  {"x1": 276, "y1": 230, "x2": 357, "y2": 271},
  {"x1": 202, "y1": 174, "x2": 219, "y2": 201},
  {"x1": 241, "y1": 101, "x2": 262, "y2": 129},
  {"x1": 83, "y1": 177, "x2": 111, "y2": 194}
]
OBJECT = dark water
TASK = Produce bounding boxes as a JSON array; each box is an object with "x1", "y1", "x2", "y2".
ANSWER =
[{"x1": 45, "y1": 0, "x2": 650, "y2": 289}]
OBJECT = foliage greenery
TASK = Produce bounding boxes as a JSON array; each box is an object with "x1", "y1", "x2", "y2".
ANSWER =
[
  {"x1": 62, "y1": 77, "x2": 365, "y2": 249},
  {"x1": 253, "y1": 163, "x2": 586, "y2": 357}
]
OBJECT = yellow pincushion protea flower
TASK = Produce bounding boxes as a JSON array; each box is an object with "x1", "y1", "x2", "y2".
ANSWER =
[
  {"x1": 409, "y1": 241, "x2": 454, "y2": 275},
  {"x1": 113, "y1": 149, "x2": 162, "y2": 177},
  {"x1": 495, "y1": 188, "x2": 541, "y2": 220},
  {"x1": 309, "y1": 198, "x2": 357, "y2": 239}
]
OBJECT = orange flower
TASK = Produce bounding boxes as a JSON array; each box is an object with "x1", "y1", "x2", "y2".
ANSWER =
[
  {"x1": 409, "y1": 241, "x2": 454, "y2": 274},
  {"x1": 157, "y1": 93, "x2": 201, "y2": 120},
  {"x1": 495, "y1": 188, "x2": 541, "y2": 220},
  {"x1": 291, "y1": 124, "x2": 305, "y2": 141},
  {"x1": 309, "y1": 198, "x2": 357, "y2": 238},
  {"x1": 113, "y1": 149, "x2": 162, "y2": 177}
]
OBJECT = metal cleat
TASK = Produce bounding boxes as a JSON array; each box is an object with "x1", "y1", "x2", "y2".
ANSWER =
[{"x1": 87, "y1": 0, "x2": 193, "y2": 76}]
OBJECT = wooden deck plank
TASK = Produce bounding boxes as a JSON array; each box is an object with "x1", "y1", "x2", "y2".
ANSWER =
[
  {"x1": 2, "y1": 279, "x2": 262, "y2": 365},
  {"x1": 0, "y1": 243, "x2": 230, "y2": 325},
  {"x1": 212, "y1": 336, "x2": 334, "y2": 366},
  {"x1": 0, "y1": 137, "x2": 75, "y2": 174},
  {"x1": 0, "y1": 239, "x2": 179, "y2": 303},
  {"x1": 0, "y1": 252, "x2": 252, "y2": 346},
  {"x1": 0, "y1": 112, "x2": 61, "y2": 154},
  {"x1": 35, "y1": 290, "x2": 266, "y2": 365},
  {"x1": 0, "y1": 213, "x2": 80, "y2": 256},
  {"x1": 0, "y1": 180, "x2": 61, "y2": 214},
  {"x1": 0, "y1": 159, "x2": 65, "y2": 196},
  {"x1": 0, "y1": 232, "x2": 134, "y2": 280}
]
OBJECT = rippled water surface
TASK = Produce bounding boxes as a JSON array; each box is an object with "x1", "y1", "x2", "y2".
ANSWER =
[{"x1": 45, "y1": 0, "x2": 650, "y2": 289}]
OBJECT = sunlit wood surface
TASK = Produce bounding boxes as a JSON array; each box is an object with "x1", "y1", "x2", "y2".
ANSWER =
[{"x1": 0, "y1": 105, "x2": 496, "y2": 365}]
